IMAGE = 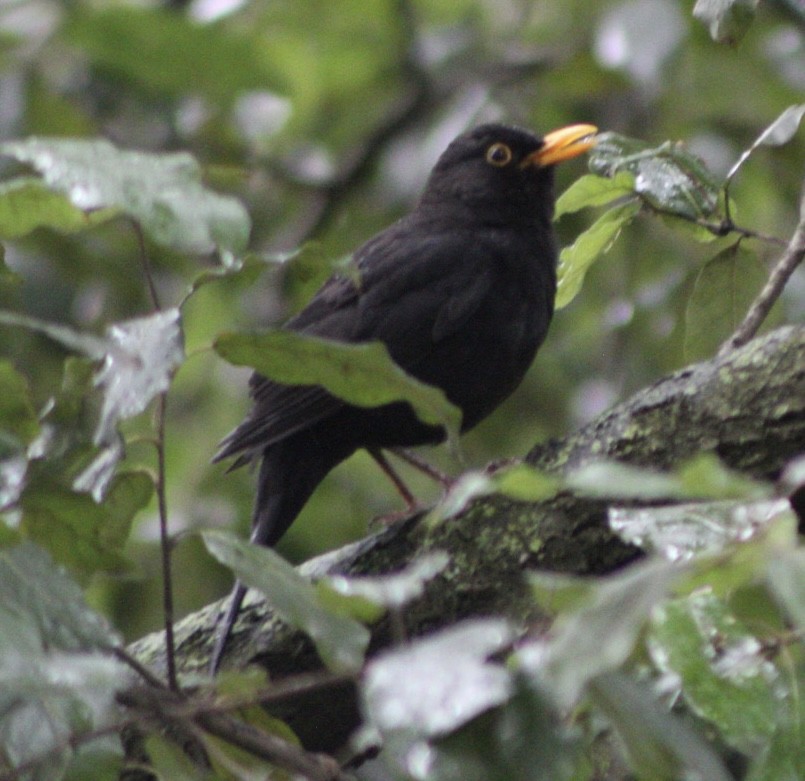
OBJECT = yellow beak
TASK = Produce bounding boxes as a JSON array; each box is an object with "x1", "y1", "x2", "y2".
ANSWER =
[{"x1": 522, "y1": 124, "x2": 598, "y2": 168}]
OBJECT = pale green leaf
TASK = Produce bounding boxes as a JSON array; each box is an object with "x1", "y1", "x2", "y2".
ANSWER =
[
  {"x1": 684, "y1": 244, "x2": 767, "y2": 361},
  {"x1": 649, "y1": 590, "x2": 778, "y2": 750},
  {"x1": 0, "y1": 138, "x2": 250, "y2": 253},
  {"x1": 554, "y1": 171, "x2": 636, "y2": 218},
  {"x1": 556, "y1": 200, "x2": 640, "y2": 308},
  {"x1": 213, "y1": 329, "x2": 462, "y2": 450},
  {"x1": 693, "y1": 0, "x2": 759, "y2": 45},
  {"x1": 0, "y1": 177, "x2": 116, "y2": 238},
  {"x1": 203, "y1": 530, "x2": 369, "y2": 672}
]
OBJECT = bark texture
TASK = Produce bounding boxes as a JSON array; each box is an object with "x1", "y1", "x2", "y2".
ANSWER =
[{"x1": 129, "y1": 324, "x2": 805, "y2": 752}]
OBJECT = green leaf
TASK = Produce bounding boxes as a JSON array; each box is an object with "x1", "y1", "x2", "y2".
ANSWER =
[
  {"x1": 526, "y1": 557, "x2": 682, "y2": 707},
  {"x1": 752, "y1": 103, "x2": 805, "y2": 148},
  {"x1": 0, "y1": 630, "x2": 125, "y2": 781},
  {"x1": 726, "y1": 104, "x2": 805, "y2": 183},
  {"x1": 554, "y1": 171, "x2": 636, "y2": 218},
  {"x1": 588, "y1": 132, "x2": 721, "y2": 219},
  {"x1": 0, "y1": 177, "x2": 116, "y2": 238},
  {"x1": 491, "y1": 463, "x2": 561, "y2": 502},
  {"x1": 213, "y1": 329, "x2": 463, "y2": 451},
  {"x1": 693, "y1": 0, "x2": 759, "y2": 45},
  {"x1": 21, "y1": 471, "x2": 153, "y2": 581},
  {"x1": 675, "y1": 452, "x2": 770, "y2": 500},
  {"x1": 92, "y1": 309, "x2": 185, "y2": 447},
  {"x1": 555, "y1": 200, "x2": 640, "y2": 309},
  {"x1": 0, "y1": 138, "x2": 250, "y2": 254},
  {"x1": 429, "y1": 676, "x2": 581, "y2": 781},
  {"x1": 590, "y1": 672, "x2": 733, "y2": 781},
  {"x1": 202, "y1": 530, "x2": 369, "y2": 672},
  {"x1": 649, "y1": 590, "x2": 778, "y2": 750},
  {"x1": 362, "y1": 619, "x2": 513, "y2": 737},
  {"x1": 766, "y1": 548, "x2": 805, "y2": 632},
  {"x1": 0, "y1": 541, "x2": 118, "y2": 650},
  {"x1": 610, "y1": 497, "x2": 790, "y2": 559},
  {"x1": 565, "y1": 460, "x2": 684, "y2": 500},
  {"x1": 322, "y1": 551, "x2": 449, "y2": 611},
  {"x1": 0, "y1": 360, "x2": 39, "y2": 451},
  {"x1": 143, "y1": 737, "x2": 204, "y2": 781},
  {"x1": 684, "y1": 243, "x2": 767, "y2": 361},
  {"x1": 0, "y1": 309, "x2": 185, "y2": 459}
]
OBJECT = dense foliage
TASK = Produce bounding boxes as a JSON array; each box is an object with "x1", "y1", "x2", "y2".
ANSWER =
[{"x1": 0, "y1": 0, "x2": 802, "y2": 779}]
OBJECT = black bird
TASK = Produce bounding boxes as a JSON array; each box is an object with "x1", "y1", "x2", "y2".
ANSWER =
[{"x1": 210, "y1": 122, "x2": 597, "y2": 671}]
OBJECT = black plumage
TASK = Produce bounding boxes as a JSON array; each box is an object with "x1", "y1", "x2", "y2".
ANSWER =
[{"x1": 210, "y1": 122, "x2": 596, "y2": 671}]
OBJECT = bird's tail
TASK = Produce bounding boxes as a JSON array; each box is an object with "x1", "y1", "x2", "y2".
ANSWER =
[{"x1": 209, "y1": 436, "x2": 354, "y2": 673}]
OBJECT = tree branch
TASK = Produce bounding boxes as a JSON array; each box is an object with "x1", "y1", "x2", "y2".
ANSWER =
[
  {"x1": 719, "y1": 188, "x2": 805, "y2": 354},
  {"x1": 129, "y1": 324, "x2": 804, "y2": 752}
]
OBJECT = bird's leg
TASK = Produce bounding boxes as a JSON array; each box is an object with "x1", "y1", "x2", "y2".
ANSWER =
[
  {"x1": 368, "y1": 448, "x2": 418, "y2": 511},
  {"x1": 209, "y1": 580, "x2": 248, "y2": 674},
  {"x1": 388, "y1": 448, "x2": 454, "y2": 489}
]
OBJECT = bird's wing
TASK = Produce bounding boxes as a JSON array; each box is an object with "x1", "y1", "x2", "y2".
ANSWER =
[
  {"x1": 213, "y1": 275, "x2": 361, "y2": 464},
  {"x1": 353, "y1": 229, "x2": 497, "y2": 363},
  {"x1": 215, "y1": 228, "x2": 497, "y2": 464}
]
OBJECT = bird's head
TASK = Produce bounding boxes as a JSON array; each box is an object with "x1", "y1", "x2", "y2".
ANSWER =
[{"x1": 419, "y1": 122, "x2": 597, "y2": 226}]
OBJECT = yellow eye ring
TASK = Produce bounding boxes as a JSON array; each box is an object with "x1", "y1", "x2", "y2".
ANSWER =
[{"x1": 485, "y1": 142, "x2": 513, "y2": 167}]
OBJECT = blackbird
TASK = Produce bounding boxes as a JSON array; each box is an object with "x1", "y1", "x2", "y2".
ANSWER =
[{"x1": 210, "y1": 122, "x2": 597, "y2": 672}]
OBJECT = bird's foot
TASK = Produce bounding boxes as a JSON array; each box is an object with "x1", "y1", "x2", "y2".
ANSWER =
[
  {"x1": 483, "y1": 456, "x2": 521, "y2": 475},
  {"x1": 369, "y1": 505, "x2": 423, "y2": 530}
]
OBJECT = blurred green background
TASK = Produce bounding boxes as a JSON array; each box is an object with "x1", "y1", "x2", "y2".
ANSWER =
[{"x1": 0, "y1": 0, "x2": 802, "y2": 640}]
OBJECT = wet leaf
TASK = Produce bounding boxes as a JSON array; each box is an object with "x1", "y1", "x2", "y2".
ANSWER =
[
  {"x1": 609, "y1": 498, "x2": 791, "y2": 560},
  {"x1": 0, "y1": 637, "x2": 125, "y2": 781},
  {"x1": 588, "y1": 132, "x2": 721, "y2": 219},
  {"x1": 649, "y1": 589, "x2": 778, "y2": 750},
  {"x1": 565, "y1": 460, "x2": 683, "y2": 500},
  {"x1": 93, "y1": 309, "x2": 184, "y2": 446},
  {"x1": 202, "y1": 530, "x2": 369, "y2": 672},
  {"x1": 693, "y1": 0, "x2": 759, "y2": 45},
  {"x1": 362, "y1": 619, "x2": 513, "y2": 737},
  {"x1": 323, "y1": 551, "x2": 449, "y2": 610},
  {"x1": 0, "y1": 541, "x2": 118, "y2": 650},
  {"x1": 0, "y1": 138, "x2": 250, "y2": 253},
  {"x1": 726, "y1": 104, "x2": 805, "y2": 183},
  {"x1": 521, "y1": 558, "x2": 682, "y2": 707},
  {"x1": 752, "y1": 103, "x2": 805, "y2": 148},
  {"x1": 214, "y1": 329, "x2": 462, "y2": 451},
  {"x1": 555, "y1": 199, "x2": 640, "y2": 308},
  {"x1": 428, "y1": 677, "x2": 581, "y2": 781},
  {"x1": 0, "y1": 309, "x2": 184, "y2": 475}
]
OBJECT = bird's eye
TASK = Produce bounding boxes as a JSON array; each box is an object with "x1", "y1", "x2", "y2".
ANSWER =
[{"x1": 485, "y1": 142, "x2": 513, "y2": 167}]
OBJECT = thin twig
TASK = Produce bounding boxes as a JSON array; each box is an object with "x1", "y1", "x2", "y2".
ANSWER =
[
  {"x1": 196, "y1": 712, "x2": 350, "y2": 781},
  {"x1": 134, "y1": 221, "x2": 161, "y2": 309},
  {"x1": 111, "y1": 645, "x2": 168, "y2": 690},
  {"x1": 719, "y1": 188, "x2": 805, "y2": 355},
  {"x1": 119, "y1": 685, "x2": 349, "y2": 781},
  {"x1": 133, "y1": 220, "x2": 178, "y2": 691},
  {"x1": 154, "y1": 392, "x2": 178, "y2": 690},
  {"x1": 652, "y1": 206, "x2": 788, "y2": 247}
]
